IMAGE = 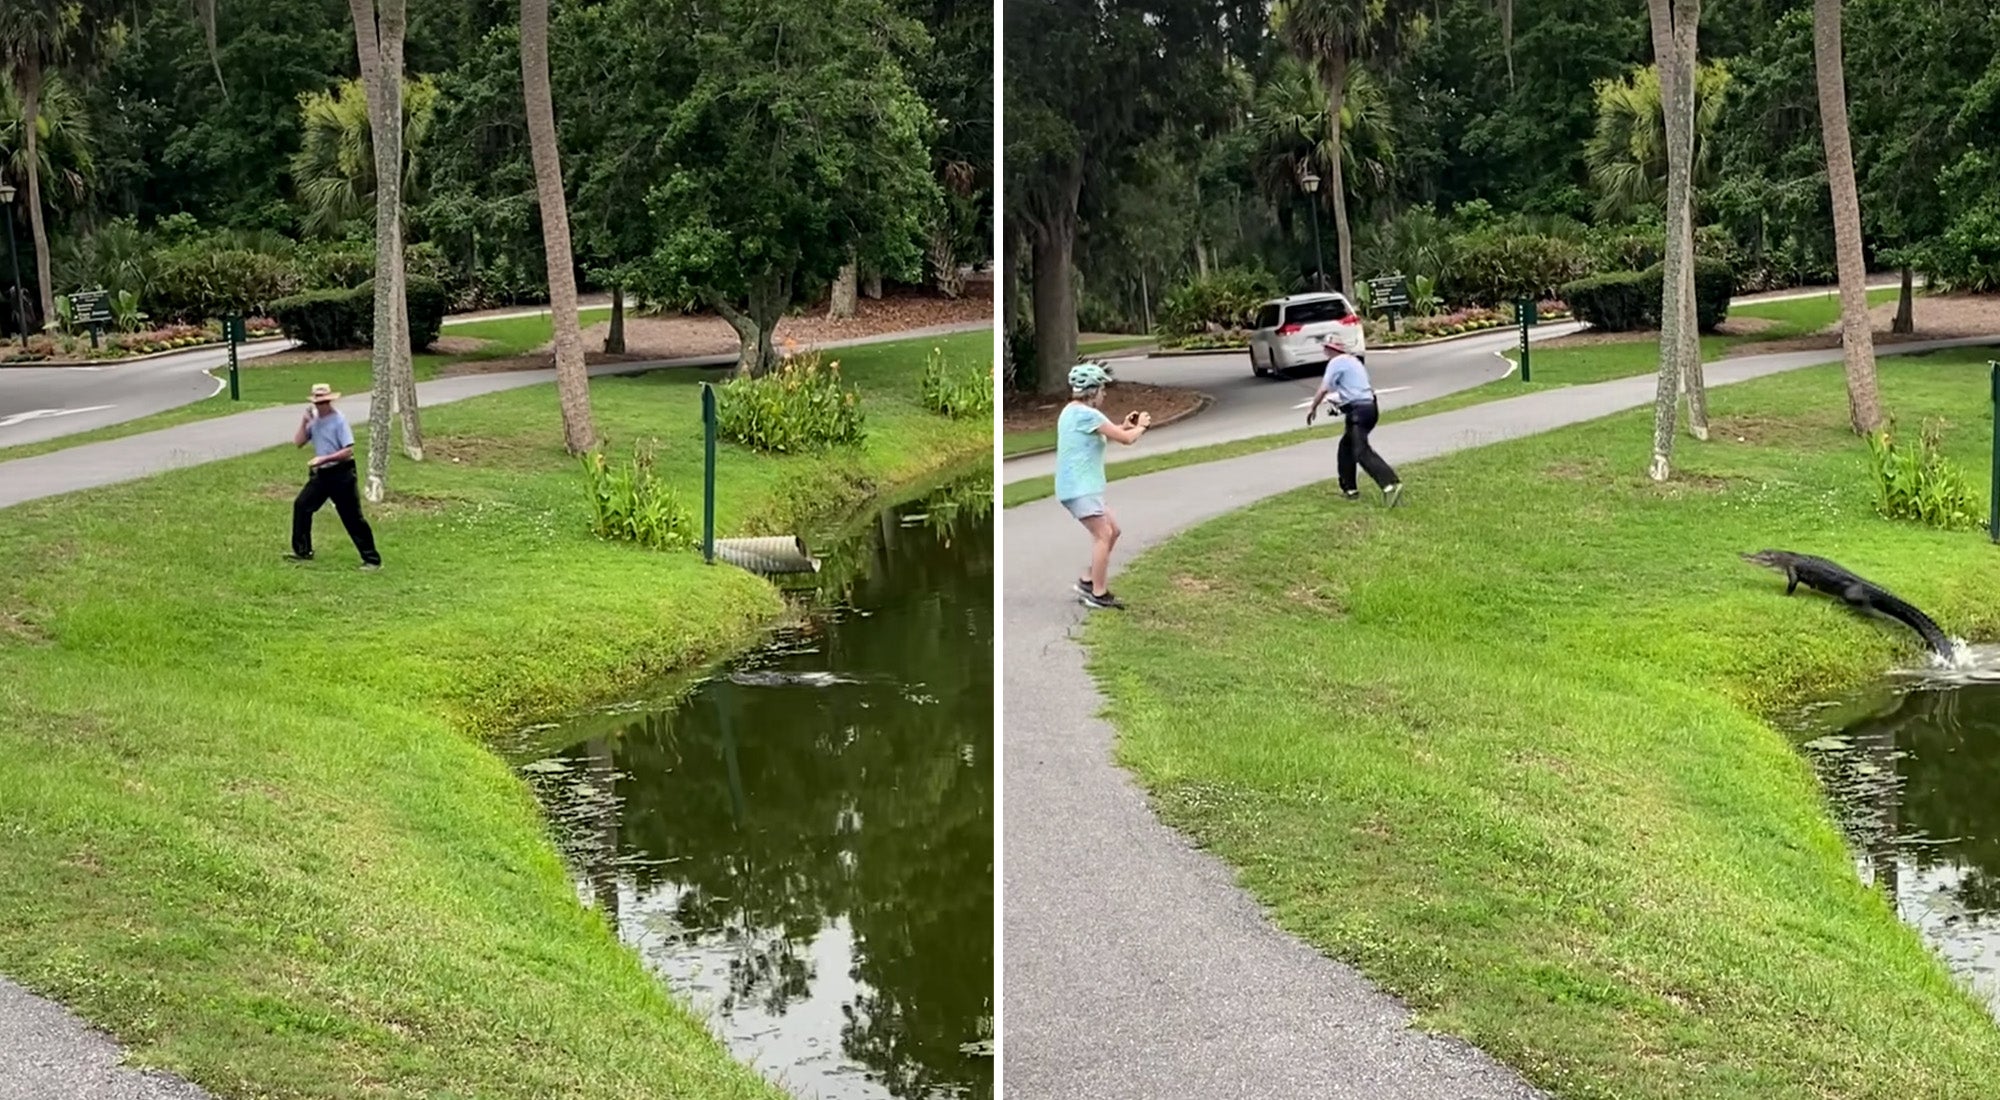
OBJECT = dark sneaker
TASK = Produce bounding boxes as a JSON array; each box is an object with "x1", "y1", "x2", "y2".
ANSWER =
[
  {"x1": 1383, "y1": 483, "x2": 1404, "y2": 508},
  {"x1": 1075, "y1": 578, "x2": 1093, "y2": 596},
  {"x1": 284, "y1": 553, "x2": 313, "y2": 562},
  {"x1": 1080, "y1": 589, "x2": 1126, "y2": 610},
  {"x1": 1339, "y1": 489, "x2": 1361, "y2": 502},
  {"x1": 360, "y1": 562, "x2": 382, "y2": 572}
]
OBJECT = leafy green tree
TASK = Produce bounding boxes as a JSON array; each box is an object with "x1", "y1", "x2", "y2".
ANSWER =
[
  {"x1": 585, "y1": 0, "x2": 940, "y2": 376},
  {"x1": 0, "y1": 72, "x2": 94, "y2": 221}
]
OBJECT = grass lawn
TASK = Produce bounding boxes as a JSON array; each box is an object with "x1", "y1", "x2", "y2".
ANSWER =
[
  {"x1": 0, "y1": 310, "x2": 611, "y2": 464},
  {"x1": 1000, "y1": 286, "x2": 1908, "y2": 507},
  {"x1": 1084, "y1": 346, "x2": 2000, "y2": 1098},
  {"x1": 0, "y1": 331, "x2": 990, "y2": 1098},
  {"x1": 1003, "y1": 427, "x2": 1056, "y2": 457},
  {"x1": 1078, "y1": 334, "x2": 1157, "y2": 357}
]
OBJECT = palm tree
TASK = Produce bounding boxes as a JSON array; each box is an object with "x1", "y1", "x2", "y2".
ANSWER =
[
  {"x1": 1584, "y1": 61, "x2": 1730, "y2": 223},
  {"x1": 1814, "y1": 0, "x2": 1882, "y2": 435},
  {"x1": 1248, "y1": 55, "x2": 1397, "y2": 229},
  {"x1": 0, "y1": 74, "x2": 95, "y2": 264},
  {"x1": 520, "y1": 0, "x2": 596, "y2": 454},
  {"x1": 0, "y1": 0, "x2": 114, "y2": 329},
  {"x1": 291, "y1": 75, "x2": 437, "y2": 239},
  {"x1": 1272, "y1": 0, "x2": 1421, "y2": 300},
  {"x1": 347, "y1": 0, "x2": 421, "y2": 497},
  {"x1": 1646, "y1": 0, "x2": 1705, "y2": 482}
]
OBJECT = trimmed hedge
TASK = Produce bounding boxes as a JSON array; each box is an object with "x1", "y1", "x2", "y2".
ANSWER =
[
  {"x1": 269, "y1": 276, "x2": 448, "y2": 353},
  {"x1": 1561, "y1": 259, "x2": 1733, "y2": 333}
]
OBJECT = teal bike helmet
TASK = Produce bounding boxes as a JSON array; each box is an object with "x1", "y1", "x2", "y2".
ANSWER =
[{"x1": 1069, "y1": 361, "x2": 1114, "y2": 392}]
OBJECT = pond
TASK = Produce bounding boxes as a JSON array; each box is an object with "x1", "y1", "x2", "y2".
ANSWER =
[
  {"x1": 512, "y1": 471, "x2": 993, "y2": 1099},
  {"x1": 1794, "y1": 656, "x2": 2000, "y2": 1022}
]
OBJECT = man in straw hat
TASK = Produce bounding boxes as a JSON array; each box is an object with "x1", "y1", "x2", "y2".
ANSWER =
[{"x1": 288, "y1": 383, "x2": 382, "y2": 570}]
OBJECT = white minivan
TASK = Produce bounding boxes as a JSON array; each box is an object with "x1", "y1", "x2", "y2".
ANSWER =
[{"x1": 1247, "y1": 292, "x2": 1366, "y2": 378}]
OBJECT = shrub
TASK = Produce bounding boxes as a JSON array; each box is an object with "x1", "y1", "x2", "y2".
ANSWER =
[
  {"x1": 1436, "y1": 231, "x2": 1589, "y2": 307},
  {"x1": 149, "y1": 247, "x2": 301, "y2": 323},
  {"x1": 1866, "y1": 419, "x2": 1982, "y2": 532},
  {"x1": 1691, "y1": 257, "x2": 1735, "y2": 331},
  {"x1": 268, "y1": 277, "x2": 448, "y2": 352},
  {"x1": 270, "y1": 288, "x2": 370, "y2": 350},
  {"x1": 1158, "y1": 269, "x2": 1278, "y2": 336},
  {"x1": 715, "y1": 350, "x2": 866, "y2": 453},
  {"x1": 920, "y1": 346, "x2": 993, "y2": 419},
  {"x1": 1562, "y1": 269, "x2": 1658, "y2": 331},
  {"x1": 580, "y1": 446, "x2": 697, "y2": 550}
]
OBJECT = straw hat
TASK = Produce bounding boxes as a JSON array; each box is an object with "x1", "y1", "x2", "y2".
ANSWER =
[{"x1": 309, "y1": 383, "x2": 340, "y2": 403}]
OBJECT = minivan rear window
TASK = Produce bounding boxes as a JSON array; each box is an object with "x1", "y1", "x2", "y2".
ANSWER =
[
  {"x1": 1282, "y1": 299, "x2": 1350, "y2": 325},
  {"x1": 1254, "y1": 305, "x2": 1280, "y2": 329}
]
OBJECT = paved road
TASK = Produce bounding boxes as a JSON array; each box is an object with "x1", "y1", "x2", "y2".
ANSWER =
[
  {"x1": 0, "y1": 322, "x2": 988, "y2": 511},
  {"x1": 0, "y1": 979, "x2": 210, "y2": 1100},
  {"x1": 1004, "y1": 322, "x2": 1581, "y2": 483},
  {"x1": 1000, "y1": 333, "x2": 2000, "y2": 1099},
  {"x1": 0, "y1": 339, "x2": 296, "y2": 450}
]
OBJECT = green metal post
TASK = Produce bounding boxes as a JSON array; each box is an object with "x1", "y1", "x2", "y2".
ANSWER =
[
  {"x1": 702, "y1": 382, "x2": 717, "y2": 563},
  {"x1": 1518, "y1": 298, "x2": 1532, "y2": 383},
  {"x1": 1989, "y1": 361, "x2": 1999, "y2": 543},
  {"x1": 226, "y1": 314, "x2": 241, "y2": 401}
]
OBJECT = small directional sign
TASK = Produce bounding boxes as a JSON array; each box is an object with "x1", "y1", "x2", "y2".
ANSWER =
[
  {"x1": 69, "y1": 289, "x2": 113, "y2": 326},
  {"x1": 1367, "y1": 275, "x2": 1410, "y2": 312}
]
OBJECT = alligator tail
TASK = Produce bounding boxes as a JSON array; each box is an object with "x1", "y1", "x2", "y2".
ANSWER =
[{"x1": 1873, "y1": 591, "x2": 1955, "y2": 658}]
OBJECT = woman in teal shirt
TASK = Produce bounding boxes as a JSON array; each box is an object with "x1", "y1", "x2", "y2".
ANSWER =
[{"x1": 1055, "y1": 362, "x2": 1151, "y2": 609}]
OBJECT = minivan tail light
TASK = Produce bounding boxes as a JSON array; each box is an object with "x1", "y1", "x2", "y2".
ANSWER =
[{"x1": 1277, "y1": 323, "x2": 1303, "y2": 335}]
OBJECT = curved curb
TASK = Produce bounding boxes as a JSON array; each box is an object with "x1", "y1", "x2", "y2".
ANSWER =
[
  {"x1": 1147, "y1": 318, "x2": 1579, "y2": 359},
  {"x1": 1002, "y1": 390, "x2": 1215, "y2": 460}
]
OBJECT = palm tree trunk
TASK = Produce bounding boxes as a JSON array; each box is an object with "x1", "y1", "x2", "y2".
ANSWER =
[
  {"x1": 19, "y1": 65, "x2": 55, "y2": 329},
  {"x1": 1646, "y1": 0, "x2": 1682, "y2": 480},
  {"x1": 605, "y1": 285, "x2": 626, "y2": 353},
  {"x1": 393, "y1": 221, "x2": 422, "y2": 461},
  {"x1": 349, "y1": 0, "x2": 405, "y2": 502},
  {"x1": 1893, "y1": 264, "x2": 1913, "y2": 334},
  {"x1": 1815, "y1": 0, "x2": 1883, "y2": 434},
  {"x1": 1323, "y1": 48, "x2": 1355, "y2": 300},
  {"x1": 521, "y1": 0, "x2": 598, "y2": 454},
  {"x1": 1670, "y1": 0, "x2": 1707, "y2": 441}
]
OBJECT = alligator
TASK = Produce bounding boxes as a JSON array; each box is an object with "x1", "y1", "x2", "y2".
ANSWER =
[{"x1": 1741, "y1": 549, "x2": 1955, "y2": 659}]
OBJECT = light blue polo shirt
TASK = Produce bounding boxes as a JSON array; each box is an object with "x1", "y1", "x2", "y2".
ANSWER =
[
  {"x1": 1321, "y1": 354, "x2": 1374, "y2": 404},
  {"x1": 308, "y1": 409, "x2": 355, "y2": 457},
  {"x1": 1054, "y1": 403, "x2": 1112, "y2": 501}
]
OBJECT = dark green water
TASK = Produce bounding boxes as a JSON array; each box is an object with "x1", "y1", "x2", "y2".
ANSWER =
[
  {"x1": 1796, "y1": 666, "x2": 2000, "y2": 1020},
  {"x1": 516, "y1": 475, "x2": 993, "y2": 1099}
]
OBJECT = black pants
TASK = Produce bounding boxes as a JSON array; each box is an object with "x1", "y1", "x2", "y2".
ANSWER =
[
  {"x1": 292, "y1": 459, "x2": 381, "y2": 564},
  {"x1": 1338, "y1": 400, "x2": 1398, "y2": 493}
]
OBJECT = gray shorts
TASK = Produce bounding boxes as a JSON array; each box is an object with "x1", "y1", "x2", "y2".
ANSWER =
[{"x1": 1060, "y1": 494, "x2": 1106, "y2": 520}]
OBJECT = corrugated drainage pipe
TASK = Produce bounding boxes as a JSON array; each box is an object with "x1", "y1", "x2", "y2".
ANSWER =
[{"x1": 712, "y1": 535, "x2": 821, "y2": 575}]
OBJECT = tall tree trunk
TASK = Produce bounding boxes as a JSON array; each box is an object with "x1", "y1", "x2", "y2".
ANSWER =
[
  {"x1": 522, "y1": 0, "x2": 598, "y2": 454},
  {"x1": 19, "y1": 66, "x2": 54, "y2": 329},
  {"x1": 350, "y1": 0, "x2": 406, "y2": 503},
  {"x1": 1646, "y1": 0, "x2": 1683, "y2": 480},
  {"x1": 829, "y1": 254, "x2": 859, "y2": 319},
  {"x1": 863, "y1": 269, "x2": 882, "y2": 299},
  {"x1": 1323, "y1": 49, "x2": 1356, "y2": 300},
  {"x1": 1670, "y1": 1, "x2": 1707, "y2": 441},
  {"x1": 393, "y1": 221, "x2": 423, "y2": 461},
  {"x1": 1029, "y1": 168, "x2": 1083, "y2": 395},
  {"x1": 605, "y1": 285, "x2": 626, "y2": 353},
  {"x1": 1893, "y1": 264, "x2": 1914, "y2": 334},
  {"x1": 1815, "y1": 0, "x2": 1883, "y2": 434},
  {"x1": 1139, "y1": 266, "x2": 1152, "y2": 335}
]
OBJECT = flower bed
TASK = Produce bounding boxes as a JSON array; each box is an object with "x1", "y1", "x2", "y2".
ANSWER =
[
  {"x1": 0, "y1": 317, "x2": 283, "y2": 364},
  {"x1": 1367, "y1": 300, "x2": 1570, "y2": 345}
]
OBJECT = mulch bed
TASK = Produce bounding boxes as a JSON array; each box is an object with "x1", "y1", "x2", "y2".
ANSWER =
[{"x1": 1004, "y1": 381, "x2": 1207, "y2": 436}]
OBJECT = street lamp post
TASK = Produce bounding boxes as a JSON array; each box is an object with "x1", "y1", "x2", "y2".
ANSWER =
[
  {"x1": 1300, "y1": 168, "x2": 1326, "y2": 293},
  {"x1": 0, "y1": 181, "x2": 24, "y2": 347}
]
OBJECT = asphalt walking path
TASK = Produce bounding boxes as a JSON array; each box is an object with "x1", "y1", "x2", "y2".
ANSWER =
[
  {"x1": 0, "y1": 321, "x2": 988, "y2": 511},
  {"x1": 0, "y1": 320, "x2": 989, "y2": 1100},
  {"x1": 1001, "y1": 333, "x2": 2000, "y2": 1099}
]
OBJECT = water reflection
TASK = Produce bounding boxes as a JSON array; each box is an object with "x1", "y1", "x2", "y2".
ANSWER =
[
  {"x1": 521, "y1": 476, "x2": 993, "y2": 1099},
  {"x1": 1799, "y1": 679, "x2": 2000, "y2": 1019}
]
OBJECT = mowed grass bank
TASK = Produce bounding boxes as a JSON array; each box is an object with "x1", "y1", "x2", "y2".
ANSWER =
[
  {"x1": 0, "y1": 309, "x2": 611, "y2": 463},
  {"x1": 1000, "y1": 286, "x2": 1908, "y2": 507},
  {"x1": 1084, "y1": 348, "x2": 2000, "y2": 1098},
  {"x1": 0, "y1": 331, "x2": 991, "y2": 1098}
]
